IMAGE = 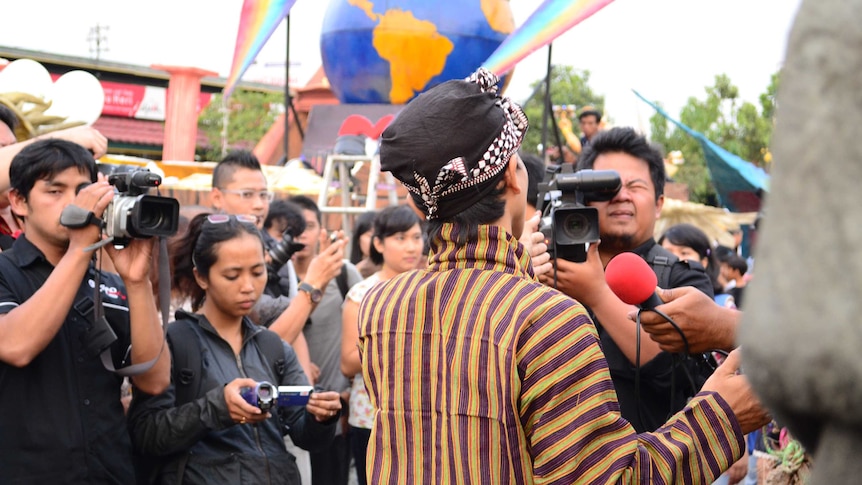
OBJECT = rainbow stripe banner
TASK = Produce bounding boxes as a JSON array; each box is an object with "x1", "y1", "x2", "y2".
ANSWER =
[
  {"x1": 482, "y1": 0, "x2": 616, "y2": 76},
  {"x1": 223, "y1": 0, "x2": 297, "y2": 97}
]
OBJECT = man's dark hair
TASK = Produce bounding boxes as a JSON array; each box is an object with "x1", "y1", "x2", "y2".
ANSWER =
[
  {"x1": 212, "y1": 150, "x2": 262, "y2": 188},
  {"x1": 368, "y1": 205, "x2": 423, "y2": 265},
  {"x1": 0, "y1": 104, "x2": 18, "y2": 132},
  {"x1": 713, "y1": 245, "x2": 735, "y2": 263},
  {"x1": 425, "y1": 185, "x2": 507, "y2": 245},
  {"x1": 520, "y1": 152, "x2": 545, "y2": 210},
  {"x1": 288, "y1": 195, "x2": 322, "y2": 224},
  {"x1": 9, "y1": 139, "x2": 96, "y2": 199},
  {"x1": 578, "y1": 108, "x2": 602, "y2": 123},
  {"x1": 724, "y1": 254, "x2": 748, "y2": 276},
  {"x1": 264, "y1": 199, "x2": 306, "y2": 238},
  {"x1": 576, "y1": 127, "x2": 666, "y2": 201}
]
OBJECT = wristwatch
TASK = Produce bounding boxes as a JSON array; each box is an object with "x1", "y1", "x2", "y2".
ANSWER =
[{"x1": 298, "y1": 282, "x2": 323, "y2": 303}]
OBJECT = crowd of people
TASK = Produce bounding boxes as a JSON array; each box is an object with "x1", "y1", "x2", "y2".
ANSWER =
[{"x1": 0, "y1": 67, "x2": 793, "y2": 485}]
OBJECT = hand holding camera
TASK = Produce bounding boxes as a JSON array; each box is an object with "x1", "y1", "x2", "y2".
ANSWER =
[
  {"x1": 240, "y1": 381, "x2": 315, "y2": 411},
  {"x1": 65, "y1": 174, "x2": 114, "y2": 250},
  {"x1": 225, "y1": 378, "x2": 269, "y2": 425},
  {"x1": 538, "y1": 239, "x2": 610, "y2": 306},
  {"x1": 519, "y1": 211, "x2": 552, "y2": 277},
  {"x1": 304, "y1": 236, "x2": 345, "y2": 290}
]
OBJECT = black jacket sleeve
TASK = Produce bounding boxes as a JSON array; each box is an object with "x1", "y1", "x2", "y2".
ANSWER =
[{"x1": 127, "y1": 376, "x2": 236, "y2": 456}]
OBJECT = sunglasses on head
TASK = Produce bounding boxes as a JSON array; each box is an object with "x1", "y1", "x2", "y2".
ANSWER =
[{"x1": 206, "y1": 214, "x2": 257, "y2": 225}]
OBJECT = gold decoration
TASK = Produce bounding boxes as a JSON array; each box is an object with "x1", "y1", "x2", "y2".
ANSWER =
[
  {"x1": 0, "y1": 91, "x2": 85, "y2": 141},
  {"x1": 656, "y1": 198, "x2": 758, "y2": 248}
]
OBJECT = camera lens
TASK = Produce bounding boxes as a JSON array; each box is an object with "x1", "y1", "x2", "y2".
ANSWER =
[
  {"x1": 139, "y1": 210, "x2": 163, "y2": 229},
  {"x1": 561, "y1": 212, "x2": 591, "y2": 240}
]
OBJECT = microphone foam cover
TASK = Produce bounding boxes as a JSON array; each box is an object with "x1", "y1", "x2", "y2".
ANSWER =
[{"x1": 605, "y1": 252, "x2": 658, "y2": 306}]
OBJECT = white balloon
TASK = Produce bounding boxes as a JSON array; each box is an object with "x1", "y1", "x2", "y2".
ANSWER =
[
  {"x1": 0, "y1": 59, "x2": 53, "y2": 100},
  {"x1": 45, "y1": 70, "x2": 105, "y2": 125}
]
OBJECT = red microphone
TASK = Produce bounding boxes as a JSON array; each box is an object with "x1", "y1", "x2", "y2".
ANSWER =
[{"x1": 605, "y1": 252, "x2": 663, "y2": 309}]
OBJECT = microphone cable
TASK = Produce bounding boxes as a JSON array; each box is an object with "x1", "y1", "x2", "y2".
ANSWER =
[{"x1": 633, "y1": 306, "x2": 699, "y2": 429}]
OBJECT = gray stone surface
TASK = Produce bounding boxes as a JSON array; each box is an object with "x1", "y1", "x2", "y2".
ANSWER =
[{"x1": 739, "y1": 1, "x2": 862, "y2": 482}]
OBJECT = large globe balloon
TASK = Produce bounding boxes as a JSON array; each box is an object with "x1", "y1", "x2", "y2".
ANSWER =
[{"x1": 320, "y1": 0, "x2": 514, "y2": 105}]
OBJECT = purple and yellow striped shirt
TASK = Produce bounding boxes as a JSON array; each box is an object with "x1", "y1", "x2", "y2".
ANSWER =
[{"x1": 358, "y1": 224, "x2": 743, "y2": 484}]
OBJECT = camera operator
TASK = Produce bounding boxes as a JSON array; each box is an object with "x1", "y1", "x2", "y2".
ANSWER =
[
  {"x1": 262, "y1": 198, "x2": 308, "y2": 300},
  {"x1": 539, "y1": 127, "x2": 715, "y2": 433},
  {"x1": 0, "y1": 139, "x2": 170, "y2": 484}
]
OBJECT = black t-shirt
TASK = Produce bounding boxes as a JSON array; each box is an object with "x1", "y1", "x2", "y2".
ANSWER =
[
  {"x1": 0, "y1": 236, "x2": 134, "y2": 484},
  {"x1": 728, "y1": 286, "x2": 746, "y2": 309},
  {"x1": 593, "y1": 239, "x2": 715, "y2": 433}
]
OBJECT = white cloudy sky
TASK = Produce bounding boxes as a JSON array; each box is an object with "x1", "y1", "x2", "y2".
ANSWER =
[{"x1": 0, "y1": 0, "x2": 802, "y2": 130}]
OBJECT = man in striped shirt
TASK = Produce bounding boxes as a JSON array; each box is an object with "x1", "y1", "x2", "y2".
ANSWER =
[{"x1": 358, "y1": 68, "x2": 770, "y2": 484}]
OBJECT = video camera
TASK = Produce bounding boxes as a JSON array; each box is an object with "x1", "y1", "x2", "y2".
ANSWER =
[
  {"x1": 240, "y1": 382, "x2": 314, "y2": 411},
  {"x1": 538, "y1": 165, "x2": 621, "y2": 263},
  {"x1": 101, "y1": 168, "x2": 180, "y2": 245}
]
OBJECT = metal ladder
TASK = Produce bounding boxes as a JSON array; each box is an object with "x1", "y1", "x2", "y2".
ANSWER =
[{"x1": 316, "y1": 153, "x2": 399, "y2": 242}]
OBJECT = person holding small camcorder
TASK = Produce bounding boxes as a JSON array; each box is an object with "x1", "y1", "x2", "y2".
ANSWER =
[{"x1": 127, "y1": 213, "x2": 341, "y2": 485}]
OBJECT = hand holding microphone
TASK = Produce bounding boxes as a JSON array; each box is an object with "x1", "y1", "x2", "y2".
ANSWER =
[{"x1": 606, "y1": 253, "x2": 741, "y2": 354}]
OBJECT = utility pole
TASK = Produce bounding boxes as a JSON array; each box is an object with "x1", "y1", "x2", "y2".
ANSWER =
[{"x1": 88, "y1": 24, "x2": 109, "y2": 61}]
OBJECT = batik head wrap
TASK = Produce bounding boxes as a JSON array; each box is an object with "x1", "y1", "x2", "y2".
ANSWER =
[{"x1": 380, "y1": 68, "x2": 529, "y2": 220}]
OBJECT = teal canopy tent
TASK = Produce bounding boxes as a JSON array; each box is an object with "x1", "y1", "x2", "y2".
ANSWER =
[{"x1": 634, "y1": 90, "x2": 769, "y2": 213}]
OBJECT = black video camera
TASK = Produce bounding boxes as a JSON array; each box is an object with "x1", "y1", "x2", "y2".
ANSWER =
[
  {"x1": 268, "y1": 232, "x2": 305, "y2": 271},
  {"x1": 538, "y1": 166, "x2": 621, "y2": 263},
  {"x1": 102, "y1": 168, "x2": 180, "y2": 245}
]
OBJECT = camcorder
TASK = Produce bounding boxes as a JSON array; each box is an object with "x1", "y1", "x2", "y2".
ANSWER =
[
  {"x1": 538, "y1": 165, "x2": 621, "y2": 263},
  {"x1": 102, "y1": 168, "x2": 180, "y2": 245},
  {"x1": 240, "y1": 382, "x2": 314, "y2": 411}
]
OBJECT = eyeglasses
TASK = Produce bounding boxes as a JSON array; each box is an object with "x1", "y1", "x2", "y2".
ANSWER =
[
  {"x1": 206, "y1": 214, "x2": 257, "y2": 225},
  {"x1": 218, "y1": 189, "x2": 275, "y2": 202}
]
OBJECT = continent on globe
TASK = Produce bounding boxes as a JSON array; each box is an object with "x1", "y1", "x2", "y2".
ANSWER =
[
  {"x1": 372, "y1": 9, "x2": 454, "y2": 104},
  {"x1": 348, "y1": 0, "x2": 453, "y2": 104},
  {"x1": 321, "y1": 0, "x2": 514, "y2": 105}
]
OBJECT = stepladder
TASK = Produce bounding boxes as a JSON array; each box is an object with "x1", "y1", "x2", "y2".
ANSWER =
[{"x1": 316, "y1": 153, "x2": 399, "y2": 247}]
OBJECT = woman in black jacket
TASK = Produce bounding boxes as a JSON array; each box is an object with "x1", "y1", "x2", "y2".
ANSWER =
[{"x1": 128, "y1": 214, "x2": 342, "y2": 484}]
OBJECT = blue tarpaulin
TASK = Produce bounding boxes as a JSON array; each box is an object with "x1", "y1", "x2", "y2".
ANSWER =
[{"x1": 634, "y1": 90, "x2": 769, "y2": 213}]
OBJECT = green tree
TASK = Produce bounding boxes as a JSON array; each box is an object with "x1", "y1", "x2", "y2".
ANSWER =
[
  {"x1": 520, "y1": 65, "x2": 605, "y2": 155},
  {"x1": 649, "y1": 73, "x2": 778, "y2": 205},
  {"x1": 197, "y1": 89, "x2": 284, "y2": 161}
]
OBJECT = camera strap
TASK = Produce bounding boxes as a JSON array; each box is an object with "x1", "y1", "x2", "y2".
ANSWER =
[
  {"x1": 94, "y1": 236, "x2": 170, "y2": 377},
  {"x1": 59, "y1": 204, "x2": 104, "y2": 229}
]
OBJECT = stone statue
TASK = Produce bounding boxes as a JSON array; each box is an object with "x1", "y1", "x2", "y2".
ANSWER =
[{"x1": 740, "y1": 1, "x2": 862, "y2": 483}]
